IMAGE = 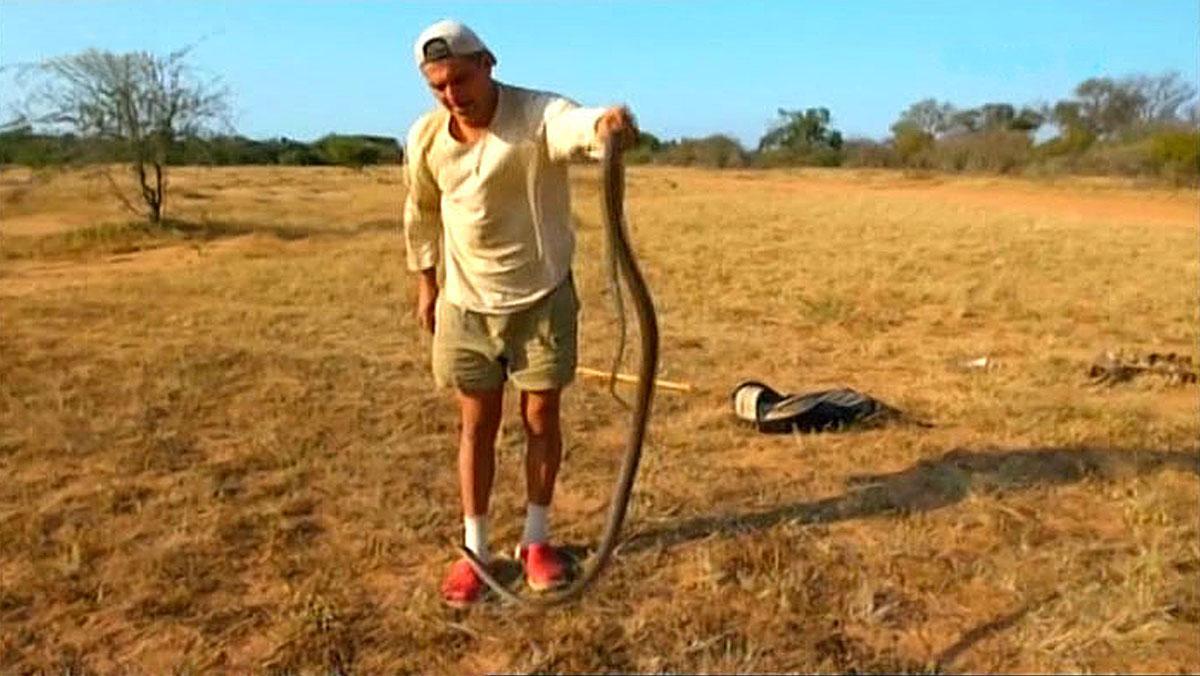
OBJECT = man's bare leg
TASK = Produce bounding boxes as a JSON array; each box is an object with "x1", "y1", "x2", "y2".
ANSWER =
[
  {"x1": 518, "y1": 388, "x2": 568, "y2": 588},
  {"x1": 457, "y1": 388, "x2": 504, "y2": 557},
  {"x1": 458, "y1": 387, "x2": 503, "y2": 515},
  {"x1": 442, "y1": 386, "x2": 504, "y2": 606},
  {"x1": 521, "y1": 388, "x2": 562, "y2": 510}
]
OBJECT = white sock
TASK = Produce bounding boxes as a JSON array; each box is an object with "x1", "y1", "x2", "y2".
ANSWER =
[
  {"x1": 522, "y1": 503, "x2": 550, "y2": 545},
  {"x1": 464, "y1": 514, "x2": 490, "y2": 563}
]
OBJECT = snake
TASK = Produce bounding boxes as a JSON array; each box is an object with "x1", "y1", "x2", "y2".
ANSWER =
[{"x1": 459, "y1": 133, "x2": 660, "y2": 606}]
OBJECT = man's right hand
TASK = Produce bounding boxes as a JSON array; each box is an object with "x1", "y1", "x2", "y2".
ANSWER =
[
  {"x1": 416, "y1": 269, "x2": 438, "y2": 334},
  {"x1": 596, "y1": 105, "x2": 639, "y2": 150}
]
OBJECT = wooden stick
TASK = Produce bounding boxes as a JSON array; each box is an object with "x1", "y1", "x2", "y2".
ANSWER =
[{"x1": 577, "y1": 366, "x2": 696, "y2": 393}]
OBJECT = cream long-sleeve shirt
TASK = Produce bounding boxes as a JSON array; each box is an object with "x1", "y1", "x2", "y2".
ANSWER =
[{"x1": 403, "y1": 82, "x2": 606, "y2": 313}]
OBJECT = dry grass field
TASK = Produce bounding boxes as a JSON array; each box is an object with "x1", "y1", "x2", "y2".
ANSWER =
[{"x1": 1, "y1": 163, "x2": 1197, "y2": 673}]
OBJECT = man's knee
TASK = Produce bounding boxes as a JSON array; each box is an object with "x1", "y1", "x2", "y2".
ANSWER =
[
  {"x1": 457, "y1": 389, "x2": 503, "y2": 442},
  {"x1": 521, "y1": 391, "x2": 561, "y2": 438}
]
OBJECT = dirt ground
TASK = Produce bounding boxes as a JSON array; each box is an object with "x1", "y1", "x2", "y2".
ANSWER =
[{"x1": 1, "y1": 164, "x2": 1197, "y2": 672}]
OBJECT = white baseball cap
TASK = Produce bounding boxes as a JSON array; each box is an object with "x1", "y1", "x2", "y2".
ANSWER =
[{"x1": 413, "y1": 19, "x2": 495, "y2": 67}]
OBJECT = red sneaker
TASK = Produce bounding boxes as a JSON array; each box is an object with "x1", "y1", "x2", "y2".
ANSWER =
[
  {"x1": 441, "y1": 559, "x2": 485, "y2": 608},
  {"x1": 517, "y1": 542, "x2": 569, "y2": 591}
]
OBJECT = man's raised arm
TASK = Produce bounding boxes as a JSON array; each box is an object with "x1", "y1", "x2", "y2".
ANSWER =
[{"x1": 544, "y1": 98, "x2": 639, "y2": 162}]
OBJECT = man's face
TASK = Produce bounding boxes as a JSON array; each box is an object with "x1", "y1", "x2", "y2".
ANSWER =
[{"x1": 421, "y1": 55, "x2": 493, "y2": 125}]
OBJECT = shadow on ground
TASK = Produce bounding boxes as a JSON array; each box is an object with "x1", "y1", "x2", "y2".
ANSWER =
[{"x1": 621, "y1": 445, "x2": 1200, "y2": 554}]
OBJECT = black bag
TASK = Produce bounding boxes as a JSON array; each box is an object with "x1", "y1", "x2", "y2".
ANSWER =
[{"x1": 731, "y1": 381, "x2": 901, "y2": 433}]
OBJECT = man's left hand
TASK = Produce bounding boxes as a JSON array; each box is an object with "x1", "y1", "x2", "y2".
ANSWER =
[{"x1": 596, "y1": 106, "x2": 639, "y2": 151}]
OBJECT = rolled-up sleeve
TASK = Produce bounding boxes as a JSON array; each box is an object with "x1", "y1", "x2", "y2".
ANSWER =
[
  {"x1": 403, "y1": 119, "x2": 442, "y2": 271},
  {"x1": 543, "y1": 97, "x2": 606, "y2": 163}
]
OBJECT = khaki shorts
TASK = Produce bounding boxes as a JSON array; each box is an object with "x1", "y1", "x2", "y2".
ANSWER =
[{"x1": 432, "y1": 276, "x2": 579, "y2": 391}]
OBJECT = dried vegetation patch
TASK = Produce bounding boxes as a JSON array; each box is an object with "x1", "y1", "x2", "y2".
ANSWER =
[{"x1": 0, "y1": 165, "x2": 1196, "y2": 672}]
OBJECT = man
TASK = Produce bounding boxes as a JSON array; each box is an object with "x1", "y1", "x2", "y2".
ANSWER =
[{"x1": 403, "y1": 19, "x2": 637, "y2": 607}]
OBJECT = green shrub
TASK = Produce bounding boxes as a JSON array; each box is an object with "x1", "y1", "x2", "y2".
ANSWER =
[
  {"x1": 891, "y1": 123, "x2": 934, "y2": 165},
  {"x1": 654, "y1": 135, "x2": 749, "y2": 168},
  {"x1": 753, "y1": 146, "x2": 844, "y2": 168},
  {"x1": 1148, "y1": 130, "x2": 1200, "y2": 179},
  {"x1": 842, "y1": 139, "x2": 898, "y2": 168},
  {"x1": 1036, "y1": 128, "x2": 1097, "y2": 159},
  {"x1": 1075, "y1": 139, "x2": 1157, "y2": 176},
  {"x1": 932, "y1": 131, "x2": 1032, "y2": 174},
  {"x1": 315, "y1": 135, "x2": 400, "y2": 169},
  {"x1": 624, "y1": 131, "x2": 663, "y2": 165},
  {"x1": 0, "y1": 127, "x2": 80, "y2": 166}
]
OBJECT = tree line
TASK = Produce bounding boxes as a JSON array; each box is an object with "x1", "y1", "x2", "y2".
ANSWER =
[
  {"x1": 629, "y1": 71, "x2": 1200, "y2": 182},
  {"x1": 5, "y1": 54, "x2": 1194, "y2": 182},
  {"x1": 2, "y1": 47, "x2": 1197, "y2": 226},
  {"x1": 0, "y1": 128, "x2": 401, "y2": 169}
]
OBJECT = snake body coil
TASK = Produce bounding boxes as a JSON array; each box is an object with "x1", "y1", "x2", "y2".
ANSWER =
[{"x1": 460, "y1": 134, "x2": 659, "y2": 606}]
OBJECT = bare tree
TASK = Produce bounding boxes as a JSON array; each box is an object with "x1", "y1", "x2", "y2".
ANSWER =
[
  {"x1": 20, "y1": 47, "x2": 228, "y2": 224},
  {"x1": 896, "y1": 98, "x2": 954, "y2": 137},
  {"x1": 1131, "y1": 71, "x2": 1197, "y2": 124},
  {"x1": 1186, "y1": 101, "x2": 1200, "y2": 129},
  {"x1": 1072, "y1": 77, "x2": 1147, "y2": 139}
]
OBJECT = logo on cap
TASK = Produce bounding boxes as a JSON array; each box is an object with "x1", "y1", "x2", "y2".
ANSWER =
[{"x1": 422, "y1": 38, "x2": 451, "y2": 62}]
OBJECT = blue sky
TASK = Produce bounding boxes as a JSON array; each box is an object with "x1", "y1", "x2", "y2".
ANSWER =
[{"x1": 1, "y1": 1, "x2": 1196, "y2": 146}]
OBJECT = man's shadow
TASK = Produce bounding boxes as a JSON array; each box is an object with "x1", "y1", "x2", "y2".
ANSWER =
[
  {"x1": 487, "y1": 446, "x2": 1196, "y2": 602},
  {"x1": 617, "y1": 445, "x2": 1200, "y2": 555}
]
